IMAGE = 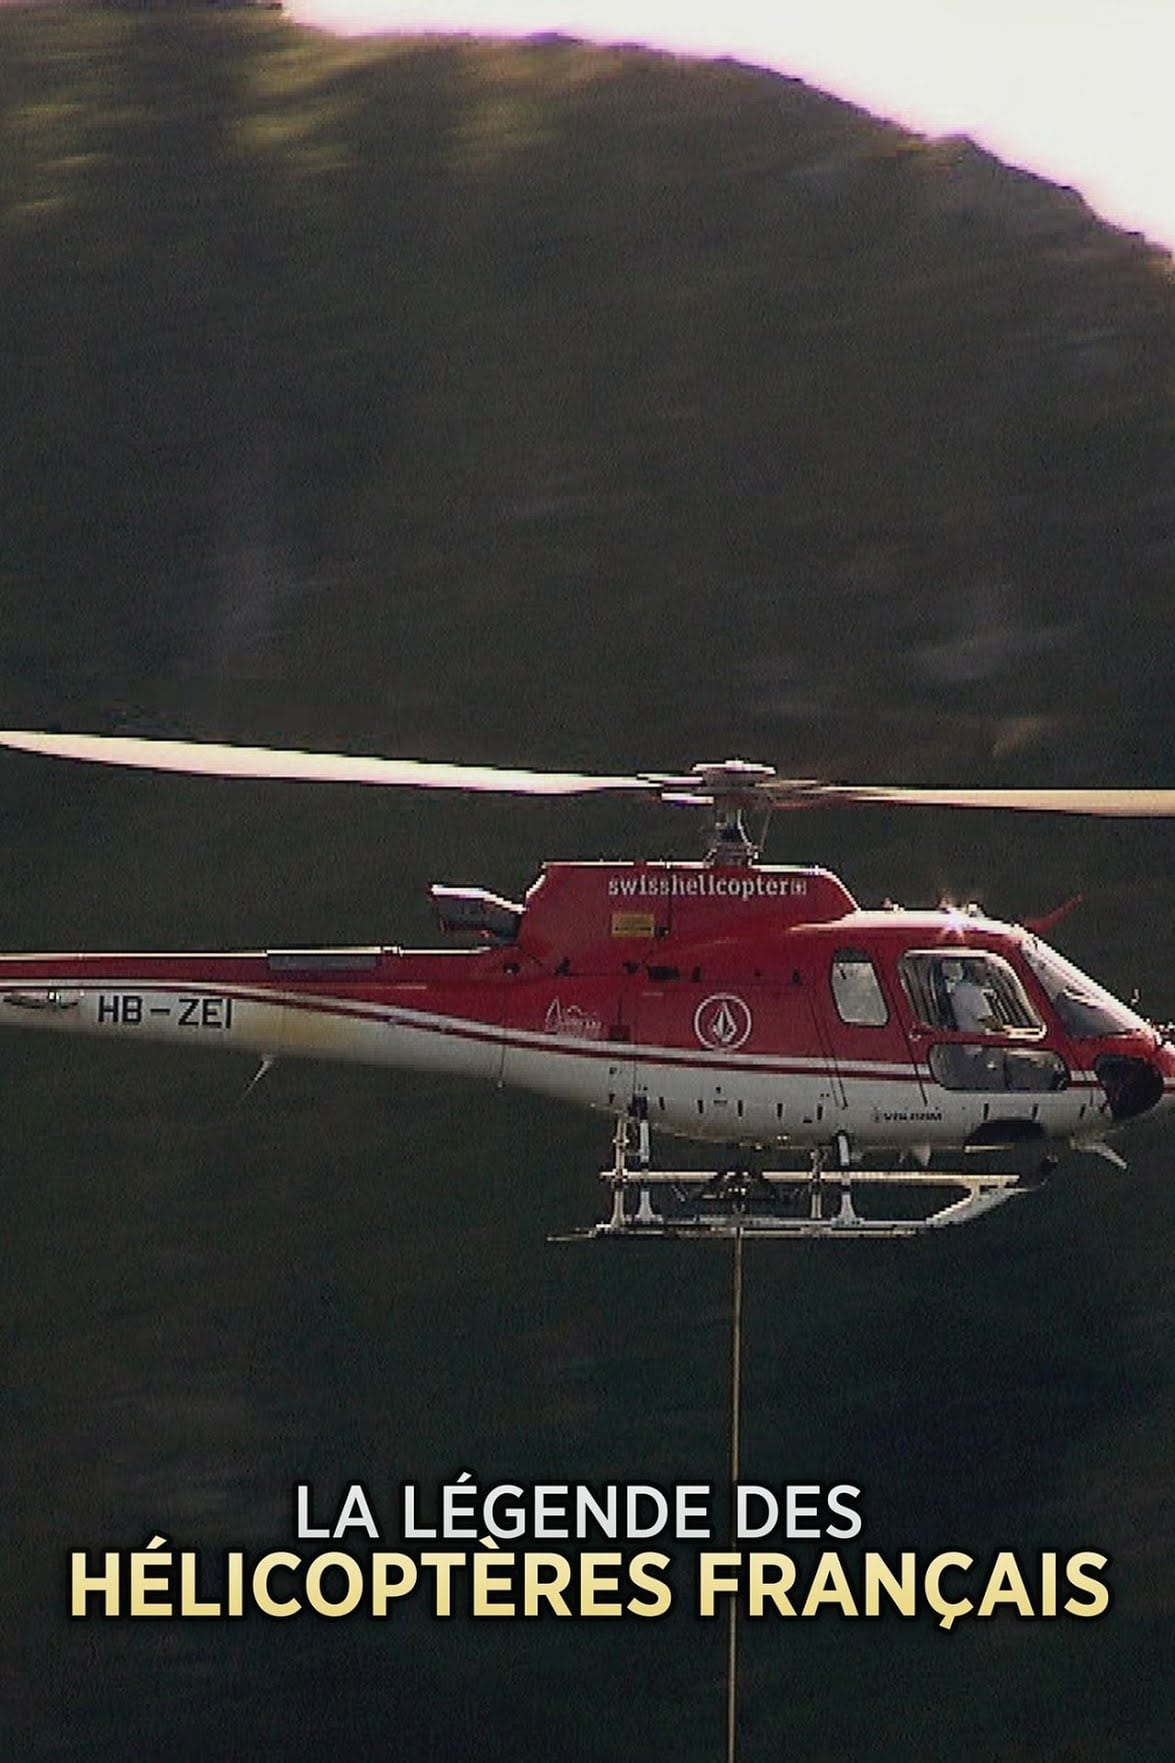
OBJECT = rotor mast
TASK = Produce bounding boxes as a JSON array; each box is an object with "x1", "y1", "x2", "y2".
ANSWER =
[{"x1": 654, "y1": 760, "x2": 783, "y2": 865}]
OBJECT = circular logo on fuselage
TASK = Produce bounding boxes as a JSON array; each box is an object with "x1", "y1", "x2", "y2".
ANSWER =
[{"x1": 693, "y1": 993, "x2": 753, "y2": 1052}]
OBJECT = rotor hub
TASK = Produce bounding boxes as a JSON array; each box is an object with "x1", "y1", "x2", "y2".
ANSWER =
[
  {"x1": 644, "y1": 760, "x2": 780, "y2": 864},
  {"x1": 649, "y1": 760, "x2": 788, "y2": 864}
]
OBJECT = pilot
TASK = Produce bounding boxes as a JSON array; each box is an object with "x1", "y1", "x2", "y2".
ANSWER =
[{"x1": 943, "y1": 959, "x2": 997, "y2": 1033}]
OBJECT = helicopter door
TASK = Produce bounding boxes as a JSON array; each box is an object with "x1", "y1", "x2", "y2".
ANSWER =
[
  {"x1": 814, "y1": 947, "x2": 924, "y2": 1125},
  {"x1": 897, "y1": 950, "x2": 1069, "y2": 1139}
]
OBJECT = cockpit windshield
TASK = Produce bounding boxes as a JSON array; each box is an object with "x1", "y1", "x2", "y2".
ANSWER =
[{"x1": 1021, "y1": 939, "x2": 1147, "y2": 1040}]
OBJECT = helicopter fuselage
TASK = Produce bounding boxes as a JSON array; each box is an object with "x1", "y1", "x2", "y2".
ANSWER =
[{"x1": 1, "y1": 860, "x2": 1171, "y2": 1162}]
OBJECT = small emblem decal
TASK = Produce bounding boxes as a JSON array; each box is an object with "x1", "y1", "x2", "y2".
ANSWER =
[
  {"x1": 693, "y1": 993, "x2": 753, "y2": 1051},
  {"x1": 544, "y1": 999, "x2": 604, "y2": 1040}
]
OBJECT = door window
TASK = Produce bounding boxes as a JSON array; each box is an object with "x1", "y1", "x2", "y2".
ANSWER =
[
  {"x1": 830, "y1": 949, "x2": 889, "y2": 1026},
  {"x1": 900, "y1": 951, "x2": 1041, "y2": 1036},
  {"x1": 928, "y1": 1042, "x2": 1069, "y2": 1091}
]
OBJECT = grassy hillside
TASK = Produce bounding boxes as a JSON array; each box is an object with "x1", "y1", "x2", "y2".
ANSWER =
[
  {"x1": 3, "y1": 14, "x2": 1175, "y2": 1763},
  {"x1": 2, "y1": 10, "x2": 1174, "y2": 775}
]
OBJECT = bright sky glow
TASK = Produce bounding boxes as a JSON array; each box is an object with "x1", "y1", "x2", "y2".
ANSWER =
[{"x1": 287, "y1": 0, "x2": 1175, "y2": 257}]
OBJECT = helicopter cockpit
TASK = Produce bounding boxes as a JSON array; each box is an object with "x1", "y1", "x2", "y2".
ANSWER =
[
  {"x1": 1021, "y1": 939, "x2": 1150, "y2": 1039},
  {"x1": 899, "y1": 950, "x2": 1041, "y2": 1037}
]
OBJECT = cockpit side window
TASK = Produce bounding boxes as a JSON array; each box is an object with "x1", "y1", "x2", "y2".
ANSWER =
[
  {"x1": 899, "y1": 951, "x2": 1042, "y2": 1036},
  {"x1": 831, "y1": 949, "x2": 889, "y2": 1026}
]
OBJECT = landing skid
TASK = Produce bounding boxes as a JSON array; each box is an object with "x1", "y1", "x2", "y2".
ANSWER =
[{"x1": 551, "y1": 1120, "x2": 1032, "y2": 1242}]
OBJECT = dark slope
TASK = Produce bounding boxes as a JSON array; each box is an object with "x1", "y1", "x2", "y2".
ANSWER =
[{"x1": 2, "y1": 13, "x2": 1173, "y2": 775}]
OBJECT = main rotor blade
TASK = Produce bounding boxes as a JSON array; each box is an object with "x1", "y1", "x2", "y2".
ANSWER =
[
  {"x1": 4, "y1": 731, "x2": 1171, "y2": 818},
  {"x1": 0, "y1": 730, "x2": 656, "y2": 797},
  {"x1": 804, "y1": 784, "x2": 1175, "y2": 818}
]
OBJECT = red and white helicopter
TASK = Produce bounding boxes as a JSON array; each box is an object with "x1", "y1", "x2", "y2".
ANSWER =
[{"x1": 2, "y1": 731, "x2": 1174, "y2": 1239}]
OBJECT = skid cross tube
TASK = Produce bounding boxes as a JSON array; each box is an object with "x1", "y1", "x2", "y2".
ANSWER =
[{"x1": 551, "y1": 1132, "x2": 1030, "y2": 1241}]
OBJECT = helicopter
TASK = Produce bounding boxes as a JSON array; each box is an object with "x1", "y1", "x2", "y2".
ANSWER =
[{"x1": 2, "y1": 730, "x2": 1175, "y2": 1240}]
